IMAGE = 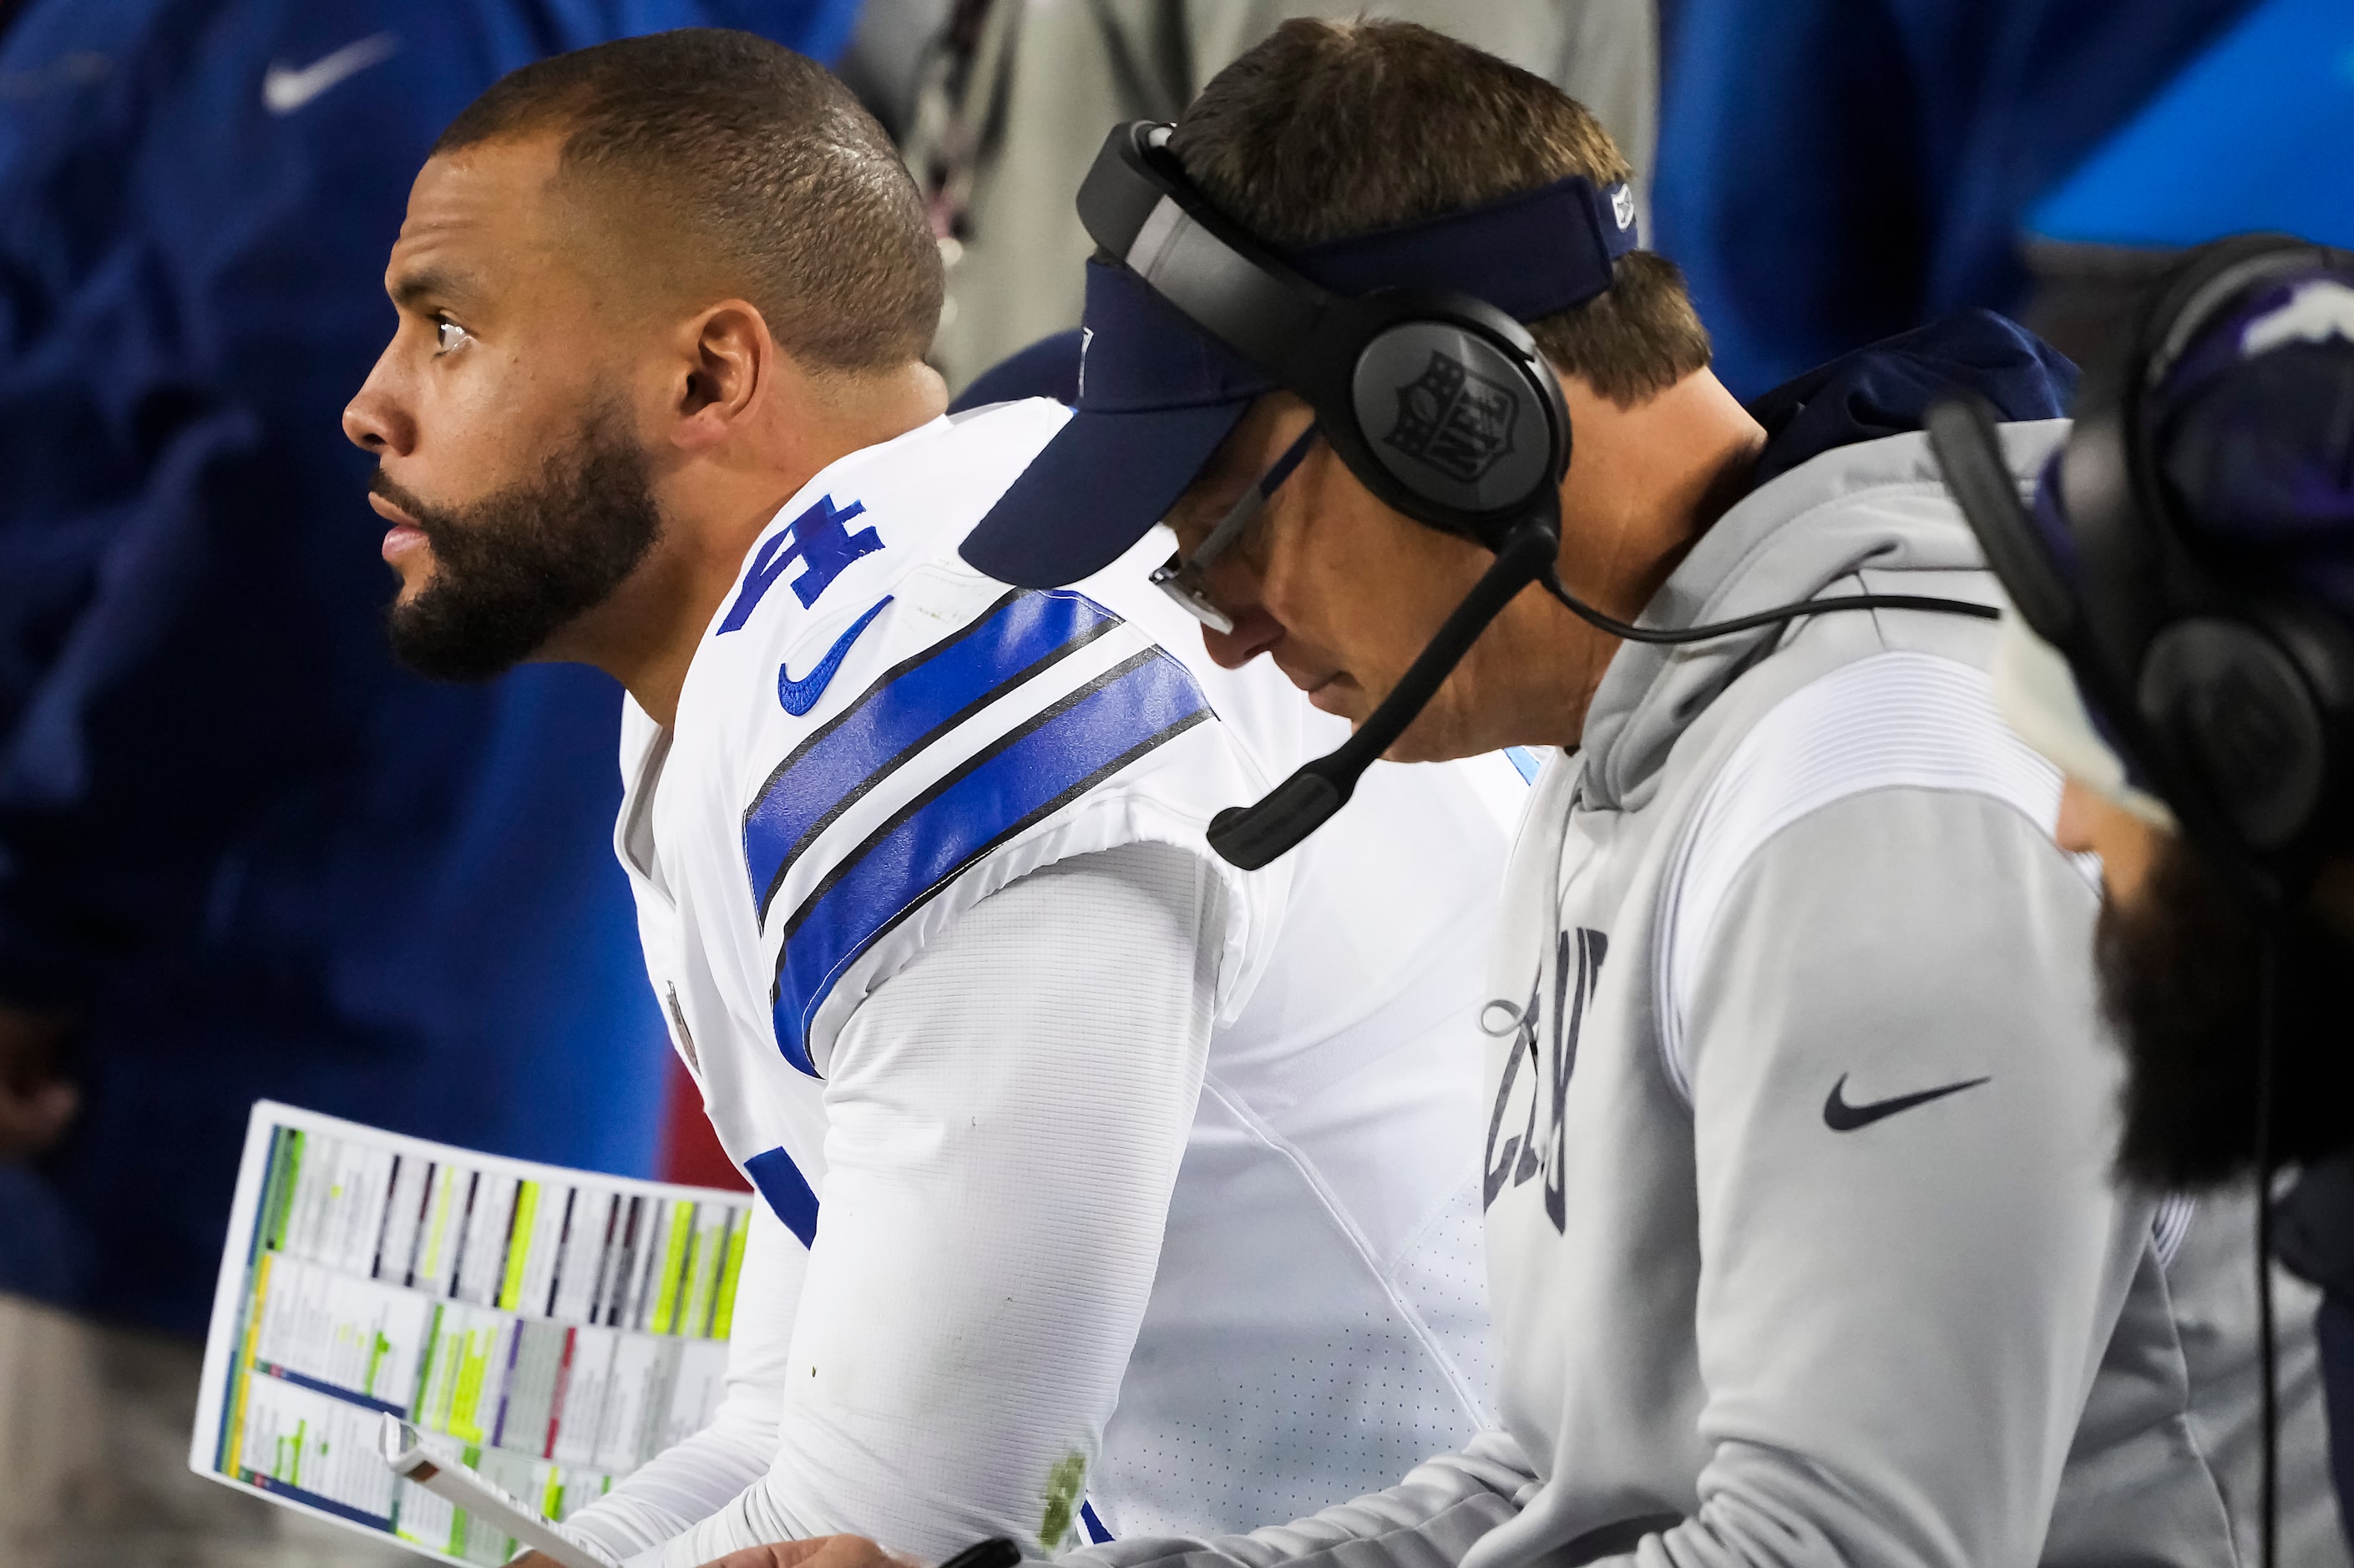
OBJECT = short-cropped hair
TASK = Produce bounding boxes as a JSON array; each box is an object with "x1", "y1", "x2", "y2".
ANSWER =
[
  {"x1": 434, "y1": 28, "x2": 941, "y2": 372},
  {"x1": 1168, "y1": 19, "x2": 1710, "y2": 407}
]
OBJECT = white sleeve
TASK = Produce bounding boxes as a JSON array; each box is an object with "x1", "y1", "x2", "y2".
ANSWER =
[
  {"x1": 637, "y1": 839, "x2": 1220, "y2": 1567},
  {"x1": 559, "y1": 1205, "x2": 803, "y2": 1560}
]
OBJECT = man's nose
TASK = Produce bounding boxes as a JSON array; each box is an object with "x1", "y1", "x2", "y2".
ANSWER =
[
  {"x1": 342, "y1": 352, "x2": 414, "y2": 456},
  {"x1": 1202, "y1": 604, "x2": 1283, "y2": 669}
]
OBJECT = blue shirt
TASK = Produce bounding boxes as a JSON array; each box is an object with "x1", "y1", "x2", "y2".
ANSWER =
[
  {"x1": 0, "y1": 0, "x2": 858, "y2": 1333},
  {"x1": 1653, "y1": 0, "x2": 2258, "y2": 400},
  {"x1": 2027, "y1": 0, "x2": 2354, "y2": 250}
]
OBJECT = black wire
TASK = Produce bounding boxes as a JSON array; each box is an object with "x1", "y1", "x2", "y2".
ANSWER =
[
  {"x1": 1539, "y1": 568, "x2": 1998, "y2": 645},
  {"x1": 2255, "y1": 931, "x2": 2281, "y2": 1568}
]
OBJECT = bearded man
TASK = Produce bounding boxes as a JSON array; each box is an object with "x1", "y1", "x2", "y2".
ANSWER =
[
  {"x1": 344, "y1": 28, "x2": 1517, "y2": 1568},
  {"x1": 1934, "y1": 234, "x2": 2354, "y2": 1548}
]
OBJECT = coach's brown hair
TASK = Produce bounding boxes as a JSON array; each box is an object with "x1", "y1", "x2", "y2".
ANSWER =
[
  {"x1": 1167, "y1": 19, "x2": 1709, "y2": 407},
  {"x1": 433, "y1": 28, "x2": 939, "y2": 372}
]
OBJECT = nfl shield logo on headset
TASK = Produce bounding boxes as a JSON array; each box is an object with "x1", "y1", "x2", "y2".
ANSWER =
[{"x1": 1385, "y1": 350, "x2": 1520, "y2": 484}]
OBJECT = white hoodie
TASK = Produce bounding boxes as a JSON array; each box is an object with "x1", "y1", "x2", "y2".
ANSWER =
[{"x1": 1069, "y1": 421, "x2": 2343, "y2": 1568}]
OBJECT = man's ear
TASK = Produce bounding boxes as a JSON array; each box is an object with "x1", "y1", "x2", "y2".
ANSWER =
[{"x1": 668, "y1": 300, "x2": 771, "y2": 453}]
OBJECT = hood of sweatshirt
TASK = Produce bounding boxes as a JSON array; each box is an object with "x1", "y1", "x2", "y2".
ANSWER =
[{"x1": 1577, "y1": 310, "x2": 2076, "y2": 813}]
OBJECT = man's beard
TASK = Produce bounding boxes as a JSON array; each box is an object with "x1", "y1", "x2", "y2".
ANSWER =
[
  {"x1": 2099, "y1": 832, "x2": 2354, "y2": 1189},
  {"x1": 377, "y1": 404, "x2": 663, "y2": 682}
]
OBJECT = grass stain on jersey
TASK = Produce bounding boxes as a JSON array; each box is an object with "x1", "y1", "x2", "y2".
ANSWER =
[{"x1": 1040, "y1": 1451, "x2": 1087, "y2": 1548}]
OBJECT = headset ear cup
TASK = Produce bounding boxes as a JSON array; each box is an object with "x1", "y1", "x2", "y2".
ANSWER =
[
  {"x1": 2139, "y1": 618, "x2": 2330, "y2": 852},
  {"x1": 1344, "y1": 320, "x2": 1565, "y2": 530}
]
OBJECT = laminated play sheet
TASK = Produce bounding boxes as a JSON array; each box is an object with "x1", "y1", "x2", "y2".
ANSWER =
[{"x1": 193, "y1": 1100, "x2": 756, "y2": 1565}]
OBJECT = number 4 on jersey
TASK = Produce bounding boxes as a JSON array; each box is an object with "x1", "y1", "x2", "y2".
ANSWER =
[{"x1": 717, "y1": 494, "x2": 884, "y2": 634}]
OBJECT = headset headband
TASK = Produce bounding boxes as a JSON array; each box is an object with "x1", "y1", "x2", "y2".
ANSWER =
[
  {"x1": 1078, "y1": 124, "x2": 1344, "y2": 384},
  {"x1": 1073, "y1": 121, "x2": 1630, "y2": 545},
  {"x1": 1079, "y1": 124, "x2": 1638, "y2": 368}
]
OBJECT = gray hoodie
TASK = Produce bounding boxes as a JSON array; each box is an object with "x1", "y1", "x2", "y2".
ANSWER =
[{"x1": 1070, "y1": 421, "x2": 2341, "y2": 1568}]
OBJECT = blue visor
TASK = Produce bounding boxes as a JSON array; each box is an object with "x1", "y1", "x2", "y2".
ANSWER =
[{"x1": 962, "y1": 175, "x2": 1639, "y2": 588}]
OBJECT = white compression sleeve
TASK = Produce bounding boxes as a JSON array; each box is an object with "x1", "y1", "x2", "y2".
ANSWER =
[
  {"x1": 631, "y1": 840, "x2": 1220, "y2": 1568},
  {"x1": 561, "y1": 1204, "x2": 803, "y2": 1560}
]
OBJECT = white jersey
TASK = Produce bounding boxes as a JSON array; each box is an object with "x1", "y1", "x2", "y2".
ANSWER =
[{"x1": 571, "y1": 401, "x2": 1516, "y2": 1566}]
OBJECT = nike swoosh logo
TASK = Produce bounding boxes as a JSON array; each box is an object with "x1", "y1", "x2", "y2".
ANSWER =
[
  {"x1": 1822, "y1": 1072, "x2": 1990, "y2": 1131},
  {"x1": 778, "y1": 597, "x2": 892, "y2": 716},
  {"x1": 263, "y1": 33, "x2": 398, "y2": 115}
]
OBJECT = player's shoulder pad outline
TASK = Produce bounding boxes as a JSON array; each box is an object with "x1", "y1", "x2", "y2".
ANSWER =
[{"x1": 742, "y1": 586, "x2": 1216, "y2": 1075}]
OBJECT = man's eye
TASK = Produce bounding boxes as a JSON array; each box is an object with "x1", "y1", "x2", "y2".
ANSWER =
[{"x1": 433, "y1": 318, "x2": 470, "y2": 355}]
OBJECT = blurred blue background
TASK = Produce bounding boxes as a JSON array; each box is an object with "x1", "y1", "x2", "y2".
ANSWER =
[{"x1": 0, "y1": 0, "x2": 855, "y2": 1337}]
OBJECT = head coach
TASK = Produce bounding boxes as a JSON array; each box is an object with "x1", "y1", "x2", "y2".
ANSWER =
[{"x1": 737, "y1": 19, "x2": 2346, "y2": 1568}]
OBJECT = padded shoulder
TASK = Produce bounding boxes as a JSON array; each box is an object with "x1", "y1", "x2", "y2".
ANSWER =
[
  {"x1": 739, "y1": 578, "x2": 1272, "y2": 1078},
  {"x1": 675, "y1": 401, "x2": 1282, "y2": 1080}
]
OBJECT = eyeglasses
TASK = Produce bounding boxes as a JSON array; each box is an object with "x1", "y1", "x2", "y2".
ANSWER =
[{"x1": 1151, "y1": 425, "x2": 1319, "y2": 634}]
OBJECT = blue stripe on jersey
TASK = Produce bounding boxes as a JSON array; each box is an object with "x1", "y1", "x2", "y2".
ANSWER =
[
  {"x1": 1081, "y1": 1500, "x2": 1115, "y2": 1544},
  {"x1": 1506, "y1": 746, "x2": 1540, "y2": 782},
  {"x1": 743, "y1": 590, "x2": 1125, "y2": 924},
  {"x1": 769, "y1": 646, "x2": 1213, "y2": 1075},
  {"x1": 744, "y1": 1146, "x2": 820, "y2": 1248}
]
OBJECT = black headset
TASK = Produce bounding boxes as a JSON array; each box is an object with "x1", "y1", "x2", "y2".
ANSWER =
[
  {"x1": 1079, "y1": 122, "x2": 1577, "y2": 553},
  {"x1": 1930, "y1": 234, "x2": 2354, "y2": 906},
  {"x1": 1081, "y1": 121, "x2": 1997, "y2": 868}
]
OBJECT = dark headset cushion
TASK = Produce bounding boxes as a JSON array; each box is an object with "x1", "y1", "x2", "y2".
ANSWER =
[
  {"x1": 2140, "y1": 617, "x2": 2330, "y2": 851},
  {"x1": 1349, "y1": 323, "x2": 1562, "y2": 517}
]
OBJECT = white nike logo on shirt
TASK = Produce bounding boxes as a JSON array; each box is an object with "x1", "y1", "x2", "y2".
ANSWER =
[{"x1": 262, "y1": 33, "x2": 398, "y2": 114}]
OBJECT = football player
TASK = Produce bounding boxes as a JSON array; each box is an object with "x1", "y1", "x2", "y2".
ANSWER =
[{"x1": 342, "y1": 29, "x2": 1512, "y2": 1568}]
